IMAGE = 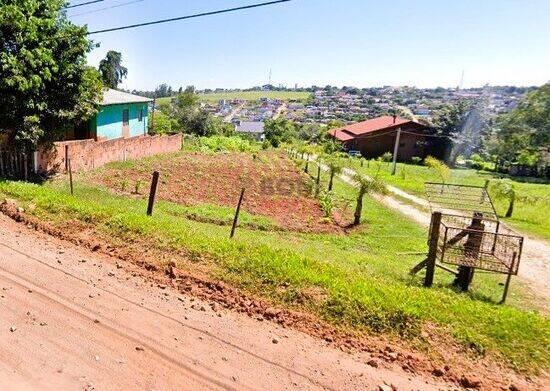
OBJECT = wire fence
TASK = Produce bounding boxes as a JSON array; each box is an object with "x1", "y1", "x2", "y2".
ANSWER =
[{"x1": 437, "y1": 213, "x2": 522, "y2": 275}]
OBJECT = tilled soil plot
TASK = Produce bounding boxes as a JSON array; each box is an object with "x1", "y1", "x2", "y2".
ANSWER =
[{"x1": 90, "y1": 151, "x2": 341, "y2": 233}]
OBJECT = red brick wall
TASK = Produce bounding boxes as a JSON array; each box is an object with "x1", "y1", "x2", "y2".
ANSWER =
[{"x1": 37, "y1": 134, "x2": 183, "y2": 173}]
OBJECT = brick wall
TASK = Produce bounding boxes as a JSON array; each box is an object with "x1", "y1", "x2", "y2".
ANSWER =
[{"x1": 36, "y1": 134, "x2": 183, "y2": 173}]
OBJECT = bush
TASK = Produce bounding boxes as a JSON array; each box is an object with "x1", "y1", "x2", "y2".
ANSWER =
[
  {"x1": 411, "y1": 156, "x2": 422, "y2": 165},
  {"x1": 424, "y1": 156, "x2": 450, "y2": 183},
  {"x1": 197, "y1": 136, "x2": 259, "y2": 153},
  {"x1": 381, "y1": 152, "x2": 393, "y2": 162},
  {"x1": 318, "y1": 190, "x2": 334, "y2": 217},
  {"x1": 149, "y1": 111, "x2": 175, "y2": 135}
]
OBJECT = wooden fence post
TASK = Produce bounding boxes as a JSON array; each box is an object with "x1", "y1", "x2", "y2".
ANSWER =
[
  {"x1": 64, "y1": 145, "x2": 69, "y2": 172},
  {"x1": 23, "y1": 153, "x2": 28, "y2": 181},
  {"x1": 424, "y1": 211, "x2": 442, "y2": 287},
  {"x1": 304, "y1": 155, "x2": 309, "y2": 173},
  {"x1": 0, "y1": 150, "x2": 4, "y2": 177},
  {"x1": 146, "y1": 171, "x2": 160, "y2": 216},
  {"x1": 500, "y1": 252, "x2": 516, "y2": 304},
  {"x1": 230, "y1": 188, "x2": 245, "y2": 239},
  {"x1": 68, "y1": 158, "x2": 74, "y2": 195},
  {"x1": 453, "y1": 213, "x2": 484, "y2": 291}
]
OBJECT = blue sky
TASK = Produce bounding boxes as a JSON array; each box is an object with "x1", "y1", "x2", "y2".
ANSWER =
[{"x1": 69, "y1": 0, "x2": 550, "y2": 90}]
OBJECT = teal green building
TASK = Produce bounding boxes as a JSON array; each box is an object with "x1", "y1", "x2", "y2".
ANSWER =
[{"x1": 76, "y1": 89, "x2": 152, "y2": 140}]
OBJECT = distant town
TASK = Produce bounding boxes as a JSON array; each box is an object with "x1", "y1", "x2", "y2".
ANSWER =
[{"x1": 133, "y1": 85, "x2": 535, "y2": 128}]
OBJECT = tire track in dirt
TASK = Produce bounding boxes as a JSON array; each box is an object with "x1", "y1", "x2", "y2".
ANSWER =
[
  {"x1": 0, "y1": 266, "x2": 237, "y2": 390},
  {"x1": 0, "y1": 213, "x2": 452, "y2": 390}
]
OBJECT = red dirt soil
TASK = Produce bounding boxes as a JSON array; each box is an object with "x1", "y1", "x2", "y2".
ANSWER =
[
  {"x1": 0, "y1": 200, "x2": 546, "y2": 390},
  {"x1": 89, "y1": 151, "x2": 340, "y2": 233}
]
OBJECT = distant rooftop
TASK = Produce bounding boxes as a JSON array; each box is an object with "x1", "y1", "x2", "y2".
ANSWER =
[
  {"x1": 235, "y1": 121, "x2": 265, "y2": 134},
  {"x1": 101, "y1": 89, "x2": 152, "y2": 105}
]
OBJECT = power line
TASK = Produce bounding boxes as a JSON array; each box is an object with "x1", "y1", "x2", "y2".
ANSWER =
[
  {"x1": 401, "y1": 130, "x2": 450, "y2": 138},
  {"x1": 64, "y1": 0, "x2": 105, "y2": 9},
  {"x1": 87, "y1": 0, "x2": 292, "y2": 35},
  {"x1": 69, "y1": 0, "x2": 144, "y2": 17}
]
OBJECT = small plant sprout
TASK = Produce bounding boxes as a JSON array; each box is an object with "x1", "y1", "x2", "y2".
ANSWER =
[
  {"x1": 318, "y1": 190, "x2": 334, "y2": 218},
  {"x1": 134, "y1": 179, "x2": 143, "y2": 194},
  {"x1": 121, "y1": 179, "x2": 128, "y2": 192},
  {"x1": 381, "y1": 152, "x2": 393, "y2": 163}
]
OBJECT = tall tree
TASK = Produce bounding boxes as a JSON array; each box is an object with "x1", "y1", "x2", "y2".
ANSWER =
[
  {"x1": 99, "y1": 50, "x2": 128, "y2": 89},
  {"x1": 490, "y1": 83, "x2": 550, "y2": 167},
  {"x1": 431, "y1": 100, "x2": 471, "y2": 165},
  {"x1": 166, "y1": 86, "x2": 220, "y2": 136},
  {"x1": 264, "y1": 118, "x2": 297, "y2": 147},
  {"x1": 0, "y1": 0, "x2": 103, "y2": 147}
]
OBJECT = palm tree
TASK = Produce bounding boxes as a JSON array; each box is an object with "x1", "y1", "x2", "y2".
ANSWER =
[
  {"x1": 99, "y1": 51, "x2": 128, "y2": 89},
  {"x1": 490, "y1": 180, "x2": 518, "y2": 217},
  {"x1": 352, "y1": 173, "x2": 387, "y2": 225},
  {"x1": 326, "y1": 156, "x2": 343, "y2": 191}
]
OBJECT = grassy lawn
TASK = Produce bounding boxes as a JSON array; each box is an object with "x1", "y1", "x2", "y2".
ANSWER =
[
  {"x1": 348, "y1": 159, "x2": 550, "y2": 240},
  {"x1": 0, "y1": 158, "x2": 548, "y2": 374},
  {"x1": 156, "y1": 91, "x2": 311, "y2": 105}
]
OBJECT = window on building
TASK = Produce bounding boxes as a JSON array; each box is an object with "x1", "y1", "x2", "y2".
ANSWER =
[
  {"x1": 122, "y1": 109, "x2": 129, "y2": 125},
  {"x1": 138, "y1": 108, "x2": 143, "y2": 122}
]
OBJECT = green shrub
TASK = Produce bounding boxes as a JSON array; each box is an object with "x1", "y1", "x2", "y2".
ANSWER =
[
  {"x1": 318, "y1": 190, "x2": 334, "y2": 217},
  {"x1": 381, "y1": 152, "x2": 393, "y2": 162},
  {"x1": 424, "y1": 156, "x2": 450, "y2": 183},
  {"x1": 149, "y1": 111, "x2": 175, "y2": 135},
  {"x1": 197, "y1": 136, "x2": 259, "y2": 153},
  {"x1": 411, "y1": 156, "x2": 422, "y2": 165}
]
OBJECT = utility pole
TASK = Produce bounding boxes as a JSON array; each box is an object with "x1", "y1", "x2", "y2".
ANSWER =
[{"x1": 391, "y1": 127, "x2": 401, "y2": 175}]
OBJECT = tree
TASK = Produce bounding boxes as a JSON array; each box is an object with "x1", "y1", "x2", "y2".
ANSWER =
[
  {"x1": 325, "y1": 155, "x2": 344, "y2": 191},
  {"x1": 264, "y1": 118, "x2": 297, "y2": 147},
  {"x1": 490, "y1": 83, "x2": 550, "y2": 168},
  {"x1": 352, "y1": 173, "x2": 387, "y2": 225},
  {"x1": 296, "y1": 123, "x2": 324, "y2": 143},
  {"x1": 149, "y1": 111, "x2": 178, "y2": 135},
  {"x1": 490, "y1": 180, "x2": 519, "y2": 217},
  {"x1": 99, "y1": 51, "x2": 128, "y2": 89},
  {"x1": 0, "y1": 0, "x2": 103, "y2": 147},
  {"x1": 166, "y1": 86, "x2": 232, "y2": 137},
  {"x1": 154, "y1": 83, "x2": 173, "y2": 98},
  {"x1": 205, "y1": 116, "x2": 235, "y2": 137},
  {"x1": 431, "y1": 100, "x2": 470, "y2": 165},
  {"x1": 425, "y1": 156, "x2": 450, "y2": 183}
]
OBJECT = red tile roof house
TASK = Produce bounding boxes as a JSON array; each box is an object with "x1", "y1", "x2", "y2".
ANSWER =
[{"x1": 328, "y1": 115, "x2": 438, "y2": 161}]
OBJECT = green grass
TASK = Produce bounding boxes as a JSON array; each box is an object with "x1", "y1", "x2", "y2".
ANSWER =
[
  {"x1": 349, "y1": 159, "x2": 550, "y2": 239},
  {"x1": 156, "y1": 91, "x2": 311, "y2": 105},
  {"x1": 0, "y1": 176, "x2": 548, "y2": 374}
]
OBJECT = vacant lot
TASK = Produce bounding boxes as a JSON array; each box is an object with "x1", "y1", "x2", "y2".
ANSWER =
[
  {"x1": 88, "y1": 151, "x2": 336, "y2": 233},
  {"x1": 0, "y1": 149, "x2": 548, "y2": 379},
  {"x1": 350, "y1": 159, "x2": 550, "y2": 239}
]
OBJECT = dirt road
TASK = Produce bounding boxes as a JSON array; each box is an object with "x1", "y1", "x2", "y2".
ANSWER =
[{"x1": 0, "y1": 215, "x2": 446, "y2": 390}]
